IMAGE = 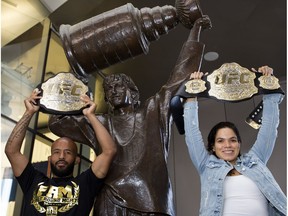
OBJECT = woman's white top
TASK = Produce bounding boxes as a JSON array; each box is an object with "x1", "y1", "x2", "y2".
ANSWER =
[{"x1": 223, "y1": 175, "x2": 268, "y2": 216}]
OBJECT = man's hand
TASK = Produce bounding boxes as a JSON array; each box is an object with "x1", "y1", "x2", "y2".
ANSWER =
[
  {"x1": 81, "y1": 95, "x2": 96, "y2": 116},
  {"x1": 24, "y1": 88, "x2": 42, "y2": 114}
]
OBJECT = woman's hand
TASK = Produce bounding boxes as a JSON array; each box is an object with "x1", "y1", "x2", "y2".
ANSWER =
[
  {"x1": 189, "y1": 71, "x2": 208, "y2": 79},
  {"x1": 186, "y1": 71, "x2": 208, "y2": 102},
  {"x1": 251, "y1": 65, "x2": 273, "y2": 76}
]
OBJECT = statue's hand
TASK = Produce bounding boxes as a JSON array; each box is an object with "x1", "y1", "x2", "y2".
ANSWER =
[{"x1": 194, "y1": 15, "x2": 212, "y2": 30}]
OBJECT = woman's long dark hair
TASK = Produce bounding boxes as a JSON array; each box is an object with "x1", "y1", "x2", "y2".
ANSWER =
[{"x1": 207, "y1": 121, "x2": 242, "y2": 156}]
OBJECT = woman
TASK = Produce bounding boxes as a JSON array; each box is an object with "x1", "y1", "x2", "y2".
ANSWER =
[{"x1": 183, "y1": 66, "x2": 286, "y2": 215}]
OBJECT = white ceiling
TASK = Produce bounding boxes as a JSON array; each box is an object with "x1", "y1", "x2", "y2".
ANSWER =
[
  {"x1": 38, "y1": 0, "x2": 67, "y2": 13},
  {"x1": 1, "y1": 0, "x2": 48, "y2": 46}
]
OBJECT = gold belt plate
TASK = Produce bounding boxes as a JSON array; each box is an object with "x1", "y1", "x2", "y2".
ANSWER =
[
  {"x1": 185, "y1": 79, "x2": 207, "y2": 94},
  {"x1": 40, "y1": 72, "x2": 89, "y2": 112},
  {"x1": 207, "y1": 63, "x2": 258, "y2": 101},
  {"x1": 258, "y1": 75, "x2": 280, "y2": 90}
]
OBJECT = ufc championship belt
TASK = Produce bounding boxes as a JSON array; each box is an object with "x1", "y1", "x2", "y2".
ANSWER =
[
  {"x1": 170, "y1": 63, "x2": 284, "y2": 134},
  {"x1": 36, "y1": 72, "x2": 92, "y2": 115}
]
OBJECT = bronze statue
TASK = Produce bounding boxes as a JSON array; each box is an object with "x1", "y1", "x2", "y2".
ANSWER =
[
  {"x1": 49, "y1": 17, "x2": 211, "y2": 215},
  {"x1": 48, "y1": 1, "x2": 212, "y2": 215}
]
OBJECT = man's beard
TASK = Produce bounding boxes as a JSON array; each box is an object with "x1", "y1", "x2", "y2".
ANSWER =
[{"x1": 50, "y1": 161, "x2": 75, "y2": 177}]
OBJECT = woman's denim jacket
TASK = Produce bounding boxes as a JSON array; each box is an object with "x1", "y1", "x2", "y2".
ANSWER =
[{"x1": 183, "y1": 93, "x2": 286, "y2": 216}]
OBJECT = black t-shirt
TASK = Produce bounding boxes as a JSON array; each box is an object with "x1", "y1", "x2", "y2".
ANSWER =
[{"x1": 16, "y1": 163, "x2": 104, "y2": 216}]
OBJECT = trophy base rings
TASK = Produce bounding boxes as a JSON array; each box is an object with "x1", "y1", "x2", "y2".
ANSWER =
[{"x1": 36, "y1": 72, "x2": 92, "y2": 115}]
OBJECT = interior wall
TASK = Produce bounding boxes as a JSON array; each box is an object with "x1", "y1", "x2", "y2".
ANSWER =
[{"x1": 168, "y1": 82, "x2": 287, "y2": 215}]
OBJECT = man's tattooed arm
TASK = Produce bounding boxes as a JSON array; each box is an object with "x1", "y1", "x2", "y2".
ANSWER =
[
  {"x1": 5, "y1": 112, "x2": 34, "y2": 177},
  {"x1": 5, "y1": 89, "x2": 41, "y2": 177}
]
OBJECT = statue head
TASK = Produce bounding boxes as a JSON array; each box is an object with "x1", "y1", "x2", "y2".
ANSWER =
[{"x1": 103, "y1": 73, "x2": 140, "y2": 110}]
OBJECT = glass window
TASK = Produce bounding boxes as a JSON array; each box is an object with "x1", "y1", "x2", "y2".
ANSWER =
[
  {"x1": 79, "y1": 157, "x2": 92, "y2": 174},
  {"x1": 44, "y1": 31, "x2": 71, "y2": 80},
  {"x1": 1, "y1": 23, "x2": 45, "y2": 121}
]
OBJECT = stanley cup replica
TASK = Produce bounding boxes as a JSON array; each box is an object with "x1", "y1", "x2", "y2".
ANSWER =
[{"x1": 59, "y1": 0, "x2": 203, "y2": 79}]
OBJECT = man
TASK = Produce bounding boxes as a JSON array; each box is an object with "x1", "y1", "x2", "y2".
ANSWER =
[
  {"x1": 5, "y1": 89, "x2": 117, "y2": 216},
  {"x1": 49, "y1": 15, "x2": 211, "y2": 216}
]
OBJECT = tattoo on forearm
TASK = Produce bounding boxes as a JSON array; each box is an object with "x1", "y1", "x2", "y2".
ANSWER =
[{"x1": 7, "y1": 113, "x2": 32, "y2": 146}]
